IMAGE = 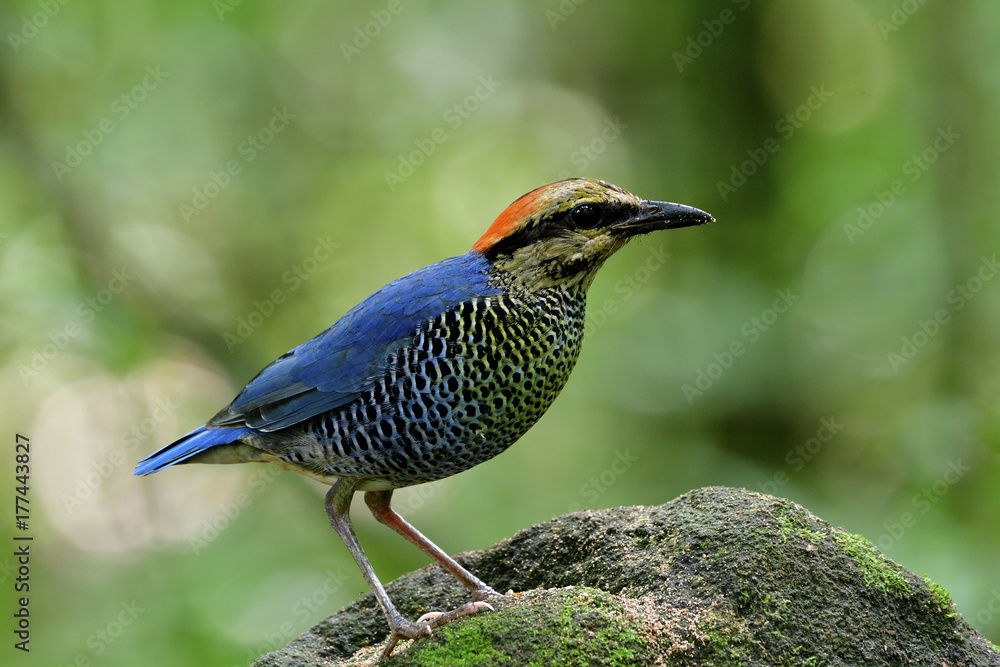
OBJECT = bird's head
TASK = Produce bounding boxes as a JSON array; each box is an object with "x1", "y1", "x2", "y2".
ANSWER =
[{"x1": 472, "y1": 178, "x2": 713, "y2": 290}]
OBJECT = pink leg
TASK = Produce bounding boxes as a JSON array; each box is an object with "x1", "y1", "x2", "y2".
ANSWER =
[
  {"x1": 325, "y1": 480, "x2": 493, "y2": 660},
  {"x1": 364, "y1": 489, "x2": 501, "y2": 601}
]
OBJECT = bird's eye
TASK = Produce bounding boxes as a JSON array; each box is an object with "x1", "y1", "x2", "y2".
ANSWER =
[{"x1": 569, "y1": 203, "x2": 602, "y2": 229}]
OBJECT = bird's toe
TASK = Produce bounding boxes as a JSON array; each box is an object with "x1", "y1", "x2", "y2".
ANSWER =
[{"x1": 380, "y1": 601, "x2": 494, "y2": 659}]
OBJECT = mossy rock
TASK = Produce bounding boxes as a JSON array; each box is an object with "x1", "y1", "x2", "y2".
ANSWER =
[{"x1": 252, "y1": 487, "x2": 1000, "y2": 666}]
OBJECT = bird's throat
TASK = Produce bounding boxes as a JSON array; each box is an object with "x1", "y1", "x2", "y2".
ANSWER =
[{"x1": 489, "y1": 233, "x2": 626, "y2": 292}]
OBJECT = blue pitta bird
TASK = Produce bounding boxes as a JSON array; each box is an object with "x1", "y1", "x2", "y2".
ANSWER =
[{"x1": 135, "y1": 178, "x2": 712, "y2": 658}]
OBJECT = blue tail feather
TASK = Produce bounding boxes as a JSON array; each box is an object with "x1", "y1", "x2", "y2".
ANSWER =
[{"x1": 133, "y1": 426, "x2": 255, "y2": 476}]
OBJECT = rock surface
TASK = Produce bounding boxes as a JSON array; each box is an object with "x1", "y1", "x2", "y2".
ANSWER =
[{"x1": 252, "y1": 487, "x2": 1000, "y2": 666}]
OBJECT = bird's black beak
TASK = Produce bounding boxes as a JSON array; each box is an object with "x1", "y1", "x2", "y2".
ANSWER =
[{"x1": 613, "y1": 200, "x2": 715, "y2": 237}]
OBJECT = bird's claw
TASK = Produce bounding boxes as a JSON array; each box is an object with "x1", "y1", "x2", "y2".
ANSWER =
[
  {"x1": 473, "y1": 585, "x2": 503, "y2": 602},
  {"x1": 380, "y1": 601, "x2": 496, "y2": 660}
]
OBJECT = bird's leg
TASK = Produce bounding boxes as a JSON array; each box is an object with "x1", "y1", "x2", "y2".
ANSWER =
[
  {"x1": 325, "y1": 480, "x2": 416, "y2": 634},
  {"x1": 364, "y1": 489, "x2": 501, "y2": 602},
  {"x1": 325, "y1": 480, "x2": 486, "y2": 660}
]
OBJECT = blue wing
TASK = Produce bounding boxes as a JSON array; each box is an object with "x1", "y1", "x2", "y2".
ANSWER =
[{"x1": 208, "y1": 251, "x2": 500, "y2": 431}]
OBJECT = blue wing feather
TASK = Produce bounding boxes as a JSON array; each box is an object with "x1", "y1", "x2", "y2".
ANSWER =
[
  {"x1": 210, "y1": 251, "x2": 500, "y2": 431},
  {"x1": 133, "y1": 425, "x2": 257, "y2": 475}
]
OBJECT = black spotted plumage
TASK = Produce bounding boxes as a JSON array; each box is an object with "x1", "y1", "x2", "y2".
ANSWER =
[{"x1": 270, "y1": 282, "x2": 586, "y2": 487}]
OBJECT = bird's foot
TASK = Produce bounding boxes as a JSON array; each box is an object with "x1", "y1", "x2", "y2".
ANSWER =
[
  {"x1": 471, "y1": 584, "x2": 502, "y2": 602},
  {"x1": 380, "y1": 601, "x2": 495, "y2": 660}
]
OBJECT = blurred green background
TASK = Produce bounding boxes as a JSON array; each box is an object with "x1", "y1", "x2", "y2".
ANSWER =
[{"x1": 2, "y1": 0, "x2": 999, "y2": 664}]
